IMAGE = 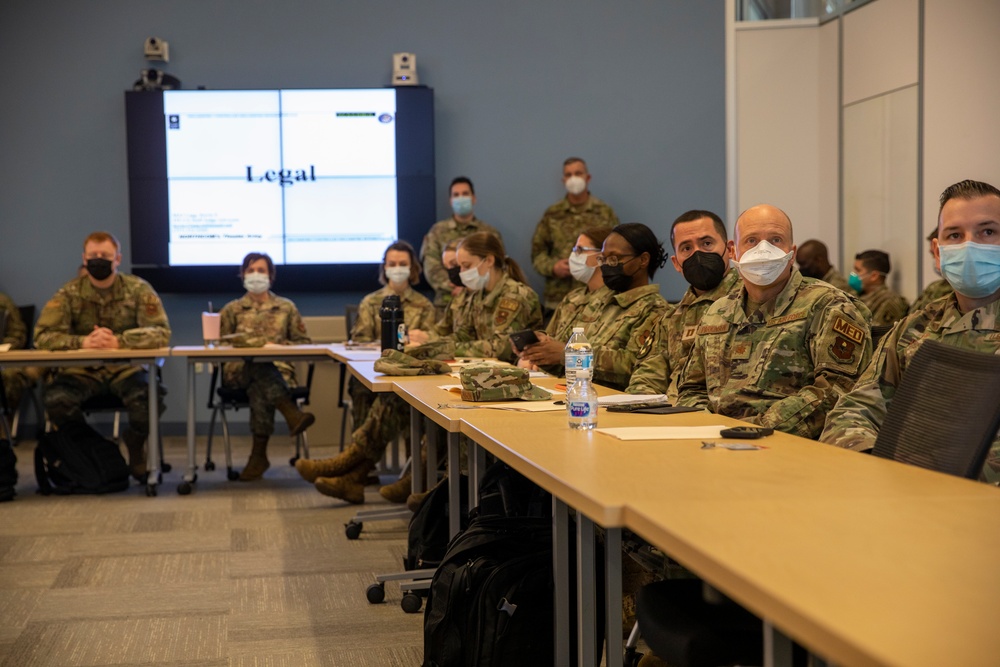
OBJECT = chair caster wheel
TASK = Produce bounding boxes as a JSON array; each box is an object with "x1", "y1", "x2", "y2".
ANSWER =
[
  {"x1": 345, "y1": 521, "x2": 363, "y2": 540},
  {"x1": 227, "y1": 469, "x2": 239, "y2": 481},
  {"x1": 177, "y1": 482, "x2": 192, "y2": 495},
  {"x1": 161, "y1": 461, "x2": 173, "y2": 473},
  {"x1": 401, "y1": 592, "x2": 423, "y2": 613},
  {"x1": 145, "y1": 484, "x2": 157, "y2": 497},
  {"x1": 366, "y1": 582, "x2": 385, "y2": 604},
  {"x1": 204, "y1": 461, "x2": 216, "y2": 472}
]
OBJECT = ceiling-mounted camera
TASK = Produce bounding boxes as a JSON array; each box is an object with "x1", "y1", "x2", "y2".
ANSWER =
[{"x1": 144, "y1": 37, "x2": 169, "y2": 62}]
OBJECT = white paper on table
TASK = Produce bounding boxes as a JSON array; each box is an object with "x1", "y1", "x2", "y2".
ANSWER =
[
  {"x1": 479, "y1": 400, "x2": 564, "y2": 412},
  {"x1": 596, "y1": 426, "x2": 726, "y2": 440},
  {"x1": 597, "y1": 393, "x2": 669, "y2": 406}
]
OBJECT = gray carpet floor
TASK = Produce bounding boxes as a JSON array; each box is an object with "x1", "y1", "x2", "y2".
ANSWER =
[{"x1": 0, "y1": 436, "x2": 423, "y2": 666}]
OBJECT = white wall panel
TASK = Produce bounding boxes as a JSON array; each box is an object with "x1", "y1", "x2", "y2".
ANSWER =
[{"x1": 843, "y1": 0, "x2": 919, "y2": 106}]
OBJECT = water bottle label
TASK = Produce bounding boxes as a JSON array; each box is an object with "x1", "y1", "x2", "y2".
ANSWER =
[
  {"x1": 569, "y1": 401, "x2": 592, "y2": 418},
  {"x1": 397, "y1": 323, "x2": 408, "y2": 346}
]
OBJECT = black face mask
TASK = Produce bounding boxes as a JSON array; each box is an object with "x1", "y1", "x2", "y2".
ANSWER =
[
  {"x1": 446, "y1": 265, "x2": 464, "y2": 288},
  {"x1": 600, "y1": 264, "x2": 635, "y2": 293},
  {"x1": 681, "y1": 251, "x2": 727, "y2": 292},
  {"x1": 86, "y1": 258, "x2": 114, "y2": 281}
]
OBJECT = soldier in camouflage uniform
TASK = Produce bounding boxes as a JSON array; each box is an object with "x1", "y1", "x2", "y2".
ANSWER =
[
  {"x1": 419, "y1": 177, "x2": 501, "y2": 318},
  {"x1": 821, "y1": 179, "x2": 1000, "y2": 483},
  {"x1": 521, "y1": 226, "x2": 668, "y2": 390},
  {"x1": 850, "y1": 250, "x2": 910, "y2": 326},
  {"x1": 300, "y1": 232, "x2": 542, "y2": 505},
  {"x1": 0, "y1": 292, "x2": 33, "y2": 417},
  {"x1": 628, "y1": 211, "x2": 743, "y2": 400},
  {"x1": 795, "y1": 239, "x2": 851, "y2": 292},
  {"x1": 910, "y1": 227, "x2": 954, "y2": 314},
  {"x1": 531, "y1": 157, "x2": 620, "y2": 312},
  {"x1": 676, "y1": 205, "x2": 872, "y2": 439},
  {"x1": 218, "y1": 252, "x2": 314, "y2": 480},
  {"x1": 35, "y1": 232, "x2": 171, "y2": 480}
]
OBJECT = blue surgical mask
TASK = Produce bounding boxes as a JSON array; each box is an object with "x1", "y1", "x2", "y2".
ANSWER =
[
  {"x1": 938, "y1": 241, "x2": 1000, "y2": 299},
  {"x1": 451, "y1": 196, "x2": 473, "y2": 217},
  {"x1": 848, "y1": 272, "x2": 863, "y2": 294}
]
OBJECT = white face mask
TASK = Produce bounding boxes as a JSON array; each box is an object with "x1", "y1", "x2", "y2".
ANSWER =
[
  {"x1": 385, "y1": 265, "x2": 411, "y2": 286},
  {"x1": 243, "y1": 272, "x2": 271, "y2": 294},
  {"x1": 564, "y1": 175, "x2": 587, "y2": 196},
  {"x1": 460, "y1": 262, "x2": 490, "y2": 291},
  {"x1": 569, "y1": 251, "x2": 596, "y2": 283},
  {"x1": 731, "y1": 240, "x2": 794, "y2": 287}
]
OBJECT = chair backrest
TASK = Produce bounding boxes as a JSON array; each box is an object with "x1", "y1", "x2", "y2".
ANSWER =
[
  {"x1": 345, "y1": 304, "x2": 359, "y2": 341},
  {"x1": 872, "y1": 339, "x2": 1000, "y2": 479},
  {"x1": 871, "y1": 324, "x2": 894, "y2": 347},
  {"x1": 18, "y1": 305, "x2": 36, "y2": 348}
]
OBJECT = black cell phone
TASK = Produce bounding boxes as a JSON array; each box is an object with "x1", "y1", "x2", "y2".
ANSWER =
[
  {"x1": 719, "y1": 426, "x2": 774, "y2": 439},
  {"x1": 509, "y1": 329, "x2": 540, "y2": 350}
]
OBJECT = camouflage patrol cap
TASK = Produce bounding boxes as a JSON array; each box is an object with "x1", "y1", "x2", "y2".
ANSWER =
[
  {"x1": 460, "y1": 365, "x2": 551, "y2": 401},
  {"x1": 374, "y1": 349, "x2": 452, "y2": 376}
]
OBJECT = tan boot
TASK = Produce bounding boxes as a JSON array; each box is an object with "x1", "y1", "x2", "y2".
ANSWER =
[
  {"x1": 122, "y1": 429, "x2": 147, "y2": 482},
  {"x1": 275, "y1": 396, "x2": 315, "y2": 436},
  {"x1": 295, "y1": 444, "x2": 368, "y2": 482},
  {"x1": 239, "y1": 435, "x2": 270, "y2": 481},
  {"x1": 636, "y1": 653, "x2": 670, "y2": 667},
  {"x1": 378, "y1": 471, "x2": 412, "y2": 503},
  {"x1": 315, "y1": 460, "x2": 376, "y2": 504},
  {"x1": 406, "y1": 475, "x2": 447, "y2": 512}
]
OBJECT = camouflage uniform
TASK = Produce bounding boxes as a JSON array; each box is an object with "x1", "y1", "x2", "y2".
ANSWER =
[
  {"x1": 348, "y1": 285, "x2": 436, "y2": 436},
  {"x1": 628, "y1": 269, "x2": 743, "y2": 400},
  {"x1": 447, "y1": 274, "x2": 543, "y2": 363},
  {"x1": 0, "y1": 292, "x2": 32, "y2": 412},
  {"x1": 859, "y1": 284, "x2": 909, "y2": 327},
  {"x1": 676, "y1": 271, "x2": 872, "y2": 440},
  {"x1": 819, "y1": 294, "x2": 1000, "y2": 483},
  {"x1": 543, "y1": 284, "x2": 669, "y2": 390},
  {"x1": 419, "y1": 217, "x2": 501, "y2": 312},
  {"x1": 218, "y1": 293, "x2": 310, "y2": 437},
  {"x1": 531, "y1": 196, "x2": 619, "y2": 310},
  {"x1": 429, "y1": 288, "x2": 470, "y2": 340},
  {"x1": 909, "y1": 278, "x2": 954, "y2": 315},
  {"x1": 34, "y1": 274, "x2": 171, "y2": 436},
  {"x1": 822, "y1": 267, "x2": 852, "y2": 293}
]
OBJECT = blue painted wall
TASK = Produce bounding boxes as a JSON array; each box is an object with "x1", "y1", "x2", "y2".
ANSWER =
[{"x1": 0, "y1": 0, "x2": 725, "y2": 429}]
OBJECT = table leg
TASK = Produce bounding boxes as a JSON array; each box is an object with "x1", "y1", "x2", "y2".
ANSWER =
[
  {"x1": 146, "y1": 362, "x2": 160, "y2": 491},
  {"x1": 425, "y1": 415, "x2": 436, "y2": 490},
  {"x1": 577, "y1": 514, "x2": 597, "y2": 667},
  {"x1": 553, "y1": 498, "x2": 571, "y2": 667},
  {"x1": 185, "y1": 361, "x2": 197, "y2": 485},
  {"x1": 764, "y1": 619, "x2": 794, "y2": 667},
  {"x1": 409, "y1": 406, "x2": 423, "y2": 494},
  {"x1": 447, "y1": 430, "x2": 461, "y2": 537},
  {"x1": 605, "y1": 527, "x2": 623, "y2": 667},
  {"x1": 470, "y1": 438, "x2": 487, "y2": 500}
]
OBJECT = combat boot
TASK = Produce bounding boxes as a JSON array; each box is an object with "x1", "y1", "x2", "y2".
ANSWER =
[
  {"x1": 239, "y1": 434, "x2": 270, "y2": 481},
  {"x1": 314, "y1": 460, "x2": 376, "y2": 504},
  {"x1": 378, "y1": 471, "x2": 412, "y2": 503},
  {"x1": 295, "y1": 443, "x2": 367, "y2": 482},
  {"x1": 275, "y1": 396, "x2": 315, "y2": 436},
  {"x1": 122, "y1": 429, "x2": 148, "y2": 482}
]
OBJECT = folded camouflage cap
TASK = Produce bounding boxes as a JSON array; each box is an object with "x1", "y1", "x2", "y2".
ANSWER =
[
  {"x1": 460, "y1": 365, "x2": 551, "y2": 402},
  {"x1": 374, "y1": 349, "x2": 452, "y2": 376}
]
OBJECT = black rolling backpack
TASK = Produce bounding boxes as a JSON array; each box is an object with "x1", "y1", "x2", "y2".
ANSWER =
[
  {"x1": 0, "y1": 437, "x2": 17, "y2": 501},
  {"x1": 35, "y1": 421, "x2": 130, "y2": 495},
  {"x1": 422, "y1": 463, "x2": 555, "y2": 667}
]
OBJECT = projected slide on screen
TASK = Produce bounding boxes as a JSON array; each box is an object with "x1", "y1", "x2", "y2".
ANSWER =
[{"x1": 163, "y1": 89, "x2": 398, "y2": 266}]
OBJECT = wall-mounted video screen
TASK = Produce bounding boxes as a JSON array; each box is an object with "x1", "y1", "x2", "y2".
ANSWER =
[{"x1": 125, "y1": 86, "x2": 435, "y2": 292}]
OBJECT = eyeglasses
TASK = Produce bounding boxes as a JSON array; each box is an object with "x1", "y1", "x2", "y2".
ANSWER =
[
  {"x1": 572, "y1": 245, "x2": 601, "y2": 254},
  {"x1": 594, "y1": 254, "x2": 636, "y2": 267}
]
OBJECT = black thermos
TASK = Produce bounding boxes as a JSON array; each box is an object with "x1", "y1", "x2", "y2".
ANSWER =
[{"x1": 380, "y1": 295, "x2": 405, "y2": 351}]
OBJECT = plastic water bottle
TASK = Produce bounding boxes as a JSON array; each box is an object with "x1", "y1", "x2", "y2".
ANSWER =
[
  {"x1": 564, "y1": 326, "x2": 593, "y2": 387},
  {"x1": 567, "y1": 367, "x2": 598, "y2": 430},
  {"x1": 380, "y1": 295, "x2": 405, "y2": 351}
]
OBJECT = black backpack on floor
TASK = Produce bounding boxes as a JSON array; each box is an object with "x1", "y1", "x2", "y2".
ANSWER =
[
  {"x1": 422, "y1": 515, "x2": 554, "y2": 667},
  {"x1": 406, "y1": 473, "x2": 469, "y2": 571},
  {"x1": 0, "y1": 438, "x2": 17, "y2": 501},
  {"x1": 35, "y1": 421, "x2": 130, "y2": 495}
]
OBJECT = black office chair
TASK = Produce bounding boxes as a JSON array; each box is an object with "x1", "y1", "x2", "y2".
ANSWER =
[
  {"x1": 871, "y1": 323, "x2": 894, "y2": 347},
  {"x1": 1, "y1": 305, "x2": 45, "y2": 442},
  {"x1": 635, "y1": 339, "x2": 1000, "y2": 667},
  {"x1": 203, "y1": 361, "x2": 315, "y2": 479}
]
